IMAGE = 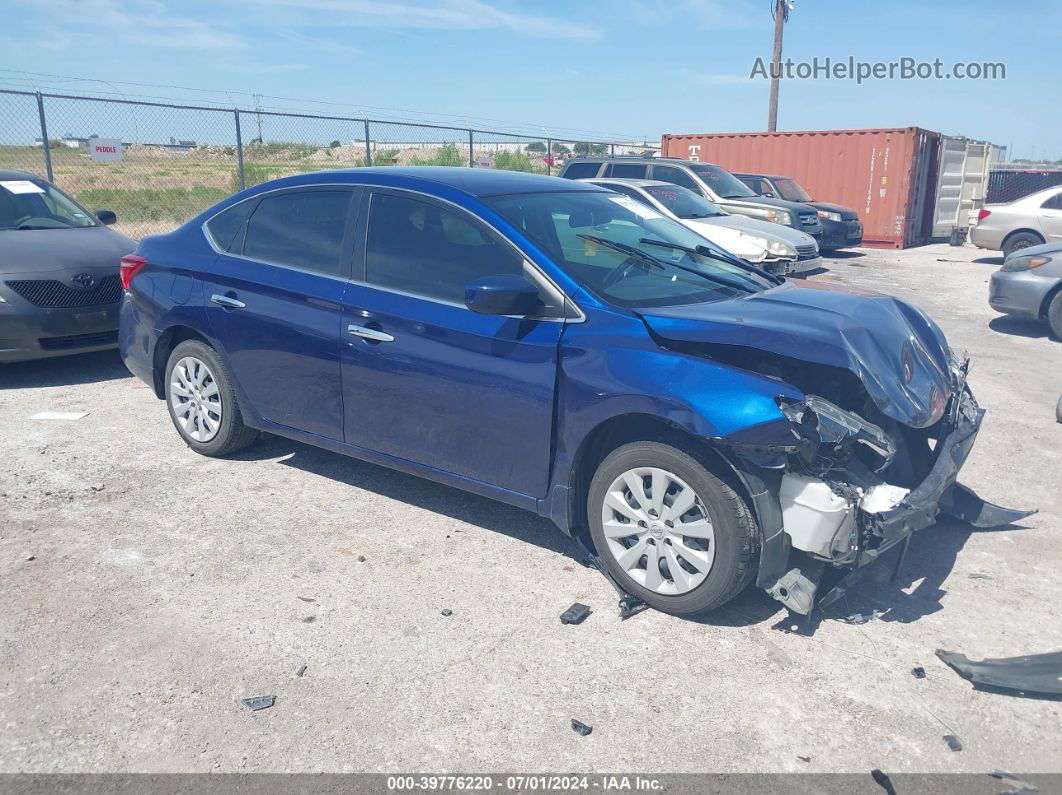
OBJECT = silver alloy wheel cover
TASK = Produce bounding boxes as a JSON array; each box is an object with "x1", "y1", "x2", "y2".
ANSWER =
[
  {"x1": 169, "y1": 356, "x2": 223, "y2": 443},
  {"x1": 600, "y1": 466, "x2": 716, "y2": 595}
]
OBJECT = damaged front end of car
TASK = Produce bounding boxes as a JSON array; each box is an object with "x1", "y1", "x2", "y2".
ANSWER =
[{"x1": 722, "y1": 358, "x2": 1032, "y2": 615}]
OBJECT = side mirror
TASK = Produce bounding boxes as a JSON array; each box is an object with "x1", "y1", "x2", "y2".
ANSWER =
[
  {"x1": 762, "y1": 191, "x2": 775, "y2": 198},
  {"x1": 96, "y1": 209, "x2": 117, "y2": 226},
  {"x1": 464, "y1": 274, "x2": 541, "y2": 316}
]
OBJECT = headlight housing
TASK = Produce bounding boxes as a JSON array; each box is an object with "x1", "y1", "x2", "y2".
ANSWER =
[
  {"x1": 744, "y1": 207, "x2": 793, "y2": 226},
  {"x1": 737, "y1": 232, "x2": 796, "y2": 260},
  {"x1": 1001, "y1": 254, "x2": 1051, "y2": 272},
  {"x1": 817, "y1": 210, "x2": 842, "y2": 223},
  {"x1": 776, "y1": 395, "x2": 896, "y2": 472}
]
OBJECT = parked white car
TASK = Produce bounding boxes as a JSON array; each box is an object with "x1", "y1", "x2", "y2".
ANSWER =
[
  {"x1": 583, "y1": 178, "x2": 822, "y2": 275},
  {"x1": 970, "y1": 185, "x2": 1062, "y2": 258}
]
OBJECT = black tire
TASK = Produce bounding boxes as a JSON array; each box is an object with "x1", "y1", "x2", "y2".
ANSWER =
[
  {"x1": 164, "y1": 339, "x2": 259, "y2": 457},
  {"x1": 587, "y1": 441, "x2": 759, "y2": 616},
  {"x1": 1002, "y1": 231, "x2": 1044, "y2": 259},
  {"x1": 1048, "y1": 291, "x2": 1062, "y2": 341}
]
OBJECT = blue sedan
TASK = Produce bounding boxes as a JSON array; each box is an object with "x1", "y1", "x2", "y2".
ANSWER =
[{"x1": 118, "y1": 168, "x2": 1027, "y2": 616}]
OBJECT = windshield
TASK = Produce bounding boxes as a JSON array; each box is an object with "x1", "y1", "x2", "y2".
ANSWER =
[
  {"x1": 485, "y1": 190, "x2": 773, "y2": 308},
  {"x1": 772, "y1": 177, "x2": 813, "y2": 203},
  {"x1": 0, "y1": 178, "x2": 97, "y2": 230},
  {"x1": 644, "y1": 185, "x2": 727, "y2": 219},
  {"x1": 690, "y1": 164, "x2": 757, "y2": 199}
]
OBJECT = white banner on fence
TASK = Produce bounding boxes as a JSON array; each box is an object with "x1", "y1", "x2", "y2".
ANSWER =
[{"x1": 88, "y1": 138, "x2": 123, "y2": 162}]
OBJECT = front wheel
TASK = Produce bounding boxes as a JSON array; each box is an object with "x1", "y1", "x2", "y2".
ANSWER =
[
  {"x1": 587, "y1": 442, "x2": 759, "y2": 616},
  {"x1": 164, "y1": 339, "x2": 259, "y2": 457}
]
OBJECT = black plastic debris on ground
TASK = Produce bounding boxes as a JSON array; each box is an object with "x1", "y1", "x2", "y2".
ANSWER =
[
  {"x1": 241, "y1": 696, "x2": 275, "y2": 711},
  {"x1": 936, "y1": 648, "x2": 1062, "y2": 698},
  {"x1": 870, "y1": 768, "x2": 896, "y2": 795},
  {"x1": 296, "y1": 665, "x2": 307, "y2": 677},
  {"x1": 943, "y1": 734, "x2": 963, "y2": 752},
  {"x1": 990, "y1": 769, "x2": 1039, "y2": 793},
  {"x1": 912, "y1": 666, "x2": 927, "y2": 679},
  {"x1": 797, "y1": 755, "x2": 811, "y2": 763},
  {"x1": 560, "y1": 603, "x2": 591, "y2": 625},
  {"x1": 441, "y1": 609, "x2": 453, "y2": 617},
  {"x1": 570, "y1": 719, "x2": 592, "y2": 736}
]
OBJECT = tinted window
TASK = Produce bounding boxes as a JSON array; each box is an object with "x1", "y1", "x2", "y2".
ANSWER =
[
  {"x1": 242, "y1": 191, "x2": 351, "y2": 275},
  {"x1": 1041, "y1": 192, "x2": 1062, "y2": 210},
  {"x1": 206, "y1": 200, "x2": 253, "y2": 252},
  {"x1": 607, "y1": 184, "x2": 655, "y2": 207},
  {"x1": 644, "y1": 186, "x2": 726, "y2": 218},
  {"x1": 366, "y1": 192, "x2": 528, "y2": 305},
  {"x1": 560, "y1": 162, "x2": 602, "y2": 179},
  {"x1": 690, "y1": 164, "x2": 757, "y2": 198},
  {"x1": 652, "y1": 165, "x2": 702, "y2": 193},
  {"x1": 605, "y1": 163, "x2": 648, "y2": 178}
]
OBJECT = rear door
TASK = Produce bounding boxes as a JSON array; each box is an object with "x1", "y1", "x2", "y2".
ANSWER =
[
  {"x1": 340, "y1": 189, "x2": 567, "y2": 497},
  {"x1": 203, "y1": 186, "x2": 358, "y2": 440},
  {"x1": 1039, "y1": 190, "x2": 1062, "y2": 242}
]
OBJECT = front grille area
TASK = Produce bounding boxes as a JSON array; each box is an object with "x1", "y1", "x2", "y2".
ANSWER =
[
  {"x1": 799, "y1": 214, "x2": 820, "y2": 227},
  {"x1": 796, "y1": 244, "x2": 818, "y2": 260},
  {"x1": 5, "y1": 275, "x2": 121, "y2": 309},
  {"x1": 38, "y1": 329, "x2": 119, "y2": 351}
]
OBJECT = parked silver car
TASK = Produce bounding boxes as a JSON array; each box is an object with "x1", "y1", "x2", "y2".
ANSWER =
[
  {"x1": 971, "y1": 185, "x2": 1062, "y2": 258},
  {"x1": 989, "y1": 242, "x2": 1062, "y2": 338},
  {"x1": 583, "y1": 178, "x2": 821, "y2": 275}
]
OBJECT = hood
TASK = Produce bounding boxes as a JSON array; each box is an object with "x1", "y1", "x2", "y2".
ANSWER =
[
  {"x1": 0, "y1": 226, "x2": 135, "y2": 275},
  {"x1": 636, "y1": 280, "x2": 955, "y2": 428},
  {"x1": 808, "y1": 201, "x2": 857, "y2": 220},
  {"x1": 1003, "y1": 240, "x2": 1062, "y2": 261},
  {"x1": 723, "y1": 196, "x2": 815, "y2": 215},
  {"x1": 694, "y1": 215, "x2": 817, "y2": 247}
]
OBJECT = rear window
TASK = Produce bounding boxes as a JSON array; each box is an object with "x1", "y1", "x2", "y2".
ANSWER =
[{"x1": 560, "y1": 162, "x2": 602, "y2": 179}]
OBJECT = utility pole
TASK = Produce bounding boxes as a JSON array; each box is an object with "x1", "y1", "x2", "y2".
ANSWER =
[{"x1": 767, "y1": 0, "x2": 790, "y2": 132}]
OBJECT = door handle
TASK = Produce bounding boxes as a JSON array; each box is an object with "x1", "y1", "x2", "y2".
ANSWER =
[
  {"x1": 211, "y1": 293, "x2": 246, "y2": 309},
  {"x1": 347, "y1": 324, "x2": 394, "y2": 343}
]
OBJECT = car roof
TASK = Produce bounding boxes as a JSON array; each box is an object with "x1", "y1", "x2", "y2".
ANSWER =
[
  {"x1": 276, "y1": 166, "x2": 604, "y2": 198},
  {"x1": 733, "y1": 172, "x2": 787, "y2": 180},
  {"x1": 582, "y1": 178, "x2": 680, "y2": 189},
  {"x1": 0, "y1": 169, "x2": 44, "y2": 181},
  {"x1": 567, "y1": 156, "x2": 721, "y2": 168}
]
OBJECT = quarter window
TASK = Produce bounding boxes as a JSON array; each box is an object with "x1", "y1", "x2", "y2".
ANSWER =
[
  {"x1": 366, "y1": 192, "x2": 529, "y2": 306},
  {"x1": 1041, "y1": 192, "x2": 1062, "y2": 210},
  {"x1": 242, "y1": 190, "x2": 352, "y2": 276},
  {"x1": 206, "y1": 200, "x2": 254, "y2": 252}
]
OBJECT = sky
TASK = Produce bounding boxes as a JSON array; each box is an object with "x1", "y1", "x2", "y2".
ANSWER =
[{"x1": 1, "y1": 0, "x2": 1059, "y2": 159}]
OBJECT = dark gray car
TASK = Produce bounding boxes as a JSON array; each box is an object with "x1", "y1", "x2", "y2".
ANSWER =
[{"x1": 0, "y1": 170, "x2": 134, "y2": 363}]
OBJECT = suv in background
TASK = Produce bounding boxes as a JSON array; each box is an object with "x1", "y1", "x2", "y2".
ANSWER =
[
  {"x1": 735, "y1": 173, "x2": 863, "y2": 252},
  {"x1": 557, "y1": 157, "x2": 823, "y2": 243}
]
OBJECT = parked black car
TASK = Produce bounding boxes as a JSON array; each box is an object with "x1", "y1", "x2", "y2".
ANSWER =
[
  {"x1": 0, "y1": 170, "x2": 133, "y2": 362},
  {"x1": 735, "y1": 173, "x2": 863, "y2": 251}
]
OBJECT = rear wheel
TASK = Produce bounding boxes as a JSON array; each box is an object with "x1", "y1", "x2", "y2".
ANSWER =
[
  {"x1": 1002, "y1": 231, "x2": 1044, "y2": 259},
  {"x1": 164, "y1": 339, "x2": 259, "y2": 456},
  {"x1": 587, "y1": 441, "x2": 758, "y2": 616}
]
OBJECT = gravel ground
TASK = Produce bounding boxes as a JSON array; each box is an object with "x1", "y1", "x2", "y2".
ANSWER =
[{"x1": 1, "y1": 243, "x2": 1059, "y2": 774}]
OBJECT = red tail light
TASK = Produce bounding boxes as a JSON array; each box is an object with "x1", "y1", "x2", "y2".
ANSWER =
[
  {"x1": 119, "y1": 254, "x2": 147, "y2": 290},
  {"x1": 977, "y1": 209, "x2": 991, "y2": 223}
]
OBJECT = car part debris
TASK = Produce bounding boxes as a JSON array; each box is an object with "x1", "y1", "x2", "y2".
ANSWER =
[
  {"x1": 911, "y1": 666, "x2": 926, "y2": 679},
  {"x1": 838, "y1": 610, "x2": 881, "y2": 625},
  {"x1": 297, "y1": 596, "x2": 315, "y2": 603},
  {"x1": 989, "y1": 770, "x2": 1039, "y2": 794},
  {"x1": 560, "y1": 603, "x2": 591, "y2": 625},
  {"x1": 943, "y1": 734, "x2": 963, "y2": 752},
  {"x1": 573, "y1": 535, "x2": 647, "y2": 619},
  {"x1": 571, "y1": 719, "x2": 592, "y2": 736},
  {"x1": 357, "y1": 555, "x2": 367, "y2": 562},
  {"x1": 797, "y1": 755, "x2": 810, "y2": 763},
  {"x1": 296, "y1": 665, "x2": 307, "y2": 677},
  {"x1": 241, "y1": 696, "x2": 275, "y2": 711},
  {"x1": 301, "y1": 615, "x2": 316, "y2": 623},
  {"x1": 936, "y1": 649, "x2": 1062, "y2": 698},
  {"x1": 441, "y1": 609, "x2": 453, "y2": 617},
  {"x1": 870, "y1": 768, "x2": 896, "y2": 795}
]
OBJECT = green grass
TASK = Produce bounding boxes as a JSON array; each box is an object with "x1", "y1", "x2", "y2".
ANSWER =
[{"x1": 77, "y1": 186, "x2": 229, "y2": 223}]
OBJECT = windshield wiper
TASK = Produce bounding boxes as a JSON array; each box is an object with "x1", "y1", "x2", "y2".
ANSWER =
[
  {"x1": 639, "y1": 238, "x2": 783, "y2": 286},
  {"x1": 576, "y1": 234, "x2": 667, "y2": 270}
]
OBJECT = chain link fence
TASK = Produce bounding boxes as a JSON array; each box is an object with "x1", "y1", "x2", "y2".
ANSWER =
[
  {"x1": 0, "y1": 89, "x2": 658, "y2": 238},
  {"x1": 986, "y1": 168, "x2": 1062, "y2": 204}
]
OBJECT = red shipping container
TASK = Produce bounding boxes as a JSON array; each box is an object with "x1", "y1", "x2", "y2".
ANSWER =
[{"x1": 660, "y1": 128, "x2": 942, "y2": 248}]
